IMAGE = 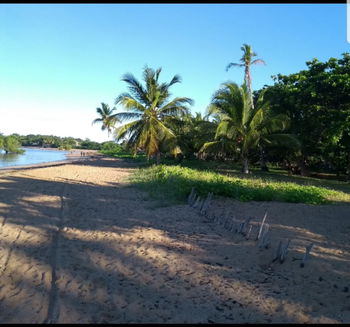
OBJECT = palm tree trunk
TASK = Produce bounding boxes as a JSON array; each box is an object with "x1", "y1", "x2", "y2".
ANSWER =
[
  {"x1": 347, "y1": 151, "x2": 350, "y2": 182},
  {"x1": 156, "y1": 151, "x2": 161, "y2": 165},
  {"x1": 259, "y1": 146, "x2": 269, "y2": 172},
  {"x1": 245, "y1": 65, "x2": 254, "y2": 109},
  {"x1": 242, "y1": 156, "x2": 249, "y2": 174},
  {"x1": 297, "y1": 155, "x2": 309, "y2": 177}
]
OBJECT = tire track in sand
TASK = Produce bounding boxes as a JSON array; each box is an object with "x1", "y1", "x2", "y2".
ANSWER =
[{"x1": 43, "y1": 183, "x2": 68, "y2": 324}]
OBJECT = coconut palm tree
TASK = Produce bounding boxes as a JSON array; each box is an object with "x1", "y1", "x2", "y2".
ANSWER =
[
  {"x1": 113, "y1": 66, "x2": 193, "y2": 163},
  {"x1": 92, "y1": 103, "x2": 118, "y2": 137},
  {"x1": 201, "y1": 82, "x2": 299, "y2": 173},
  {"x1": 226, "y1": 44, "x2": 265, "y2": 108},
  {"x1": 165, "y1": 112, "x2": 217, "y2": 159}
]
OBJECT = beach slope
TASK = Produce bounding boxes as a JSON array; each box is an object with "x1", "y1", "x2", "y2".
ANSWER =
[{"x1": 0, "y1": 157, "x2": 349, "y2": 323}]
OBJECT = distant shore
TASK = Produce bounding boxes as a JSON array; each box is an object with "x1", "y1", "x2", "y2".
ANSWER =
[{"x1": 0, "y1": 148, "x2": 102, "y2": 173}]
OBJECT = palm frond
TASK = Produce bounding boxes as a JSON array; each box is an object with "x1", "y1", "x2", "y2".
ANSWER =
[
  {"x1": 121, "y1": 73, "x2": 149, "y2": 105},
  {"x1": 262, "y1": 134, "x2": 301, "y2": 149},
  {"x1": 117, "y1": 96, "x2": 146, "y2": 113},
  {"x1": 252, "y1": 59, "x2": 266, "y2": 65},
  {"x1": 91, "y1": 118, "x2": 103, "y2": 126},
  {"x1": 159, "y1": 97, "x2": 193, "y2": 116},
  {"x1": 226, "y1": 62, "x2": 244, "y2": 71},
  {"x1": 113, "y1": 112, "x2": 143, "y2": 122}
]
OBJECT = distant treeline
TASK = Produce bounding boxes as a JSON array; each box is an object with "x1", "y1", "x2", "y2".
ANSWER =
[{"x1": 0, "y1": 133, "x2": 120, "y2": 151}]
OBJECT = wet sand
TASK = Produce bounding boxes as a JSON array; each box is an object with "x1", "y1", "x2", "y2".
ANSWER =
[{"x1": 0, "y1": 156, "x2": 349, "y2": 323}]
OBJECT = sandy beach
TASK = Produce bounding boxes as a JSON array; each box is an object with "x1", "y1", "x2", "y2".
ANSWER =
[{"x1": 0, "y1": 156, "x2": 349, "y2": 323}]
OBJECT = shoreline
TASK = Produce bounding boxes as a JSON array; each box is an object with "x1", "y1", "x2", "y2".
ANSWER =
[{"x1": 0, "y1": 149, "x2": 102, "y2": 173}]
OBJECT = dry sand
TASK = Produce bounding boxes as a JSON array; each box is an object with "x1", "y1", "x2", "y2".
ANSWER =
[{"x1": 0, "y1": 156, "x2": 349, "y2": 323}]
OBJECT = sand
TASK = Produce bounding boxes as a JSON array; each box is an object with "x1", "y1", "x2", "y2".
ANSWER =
[{"x1": 0, "y1": 156, "x2": 349, "y2": 323}]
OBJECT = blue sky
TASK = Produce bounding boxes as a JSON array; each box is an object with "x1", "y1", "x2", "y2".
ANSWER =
[{"x1": 0, "y1": 4, "x2": 349, "y2": 142}]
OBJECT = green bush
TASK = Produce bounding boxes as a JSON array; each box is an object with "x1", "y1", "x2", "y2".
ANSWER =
[{"x1": 2, "y1": 135, "x2": 24, "y2": 154}]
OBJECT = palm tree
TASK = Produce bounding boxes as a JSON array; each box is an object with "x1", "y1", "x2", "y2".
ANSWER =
[
  {"x1": 201, "y1": 82, "x2": 299, "y2": 173},
  {"x1": 166, "y1": 112, "x2": 217, "y2": 160},
  {"x1": 92, "y1": 103, "x2": 118, "y2": 137},
  {"x1": 226, "y1": 44, "x2": 265, "y2": 108},
  {"x1": 113, "y1": 66, "x2": 193, "y2": 163}
]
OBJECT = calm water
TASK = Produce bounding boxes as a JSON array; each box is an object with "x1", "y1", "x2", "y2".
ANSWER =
[{"x1": 0, "y1": 148, "x2": 69, "y2": 168}]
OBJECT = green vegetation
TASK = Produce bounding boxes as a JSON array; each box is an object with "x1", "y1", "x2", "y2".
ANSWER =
[
  {"x1": 226, "y1": 43, "x2": 265, "y2": 107},
  {"x1": 131, "y1": 164, "x2": 350, "y2": 205},
  {"x1": 14, "y1": 134, "x2": 103, "y2": 150},
  {"x1": 200, "y1": 82, "x2": 299, "y2": 173},
  {"x1": 262, "y1": 53, "x2": 350, "y2": 178},
  {"x1": 112, "y1": 66, "x2": 193, "y2": 164},
  {"x1": 96, "y1": 46, "x2": 350, "y2": 183},
  {"x1": 92, "y1": 102, "x2": 119, "y2": 137},
  {"x1": 95, "y1": 46, "x2": 350, "y2": 205},
  {"x1": 0, "y1": 134, "x2": 24, "y2": 154}
]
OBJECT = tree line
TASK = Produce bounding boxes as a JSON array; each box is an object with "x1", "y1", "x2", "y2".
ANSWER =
[
  {"x1": 91, "y1": 45, "x2": 350, "y2": 179},
  {"x1": 0, "y1": 133, "x2": 112, "y2": 152}
]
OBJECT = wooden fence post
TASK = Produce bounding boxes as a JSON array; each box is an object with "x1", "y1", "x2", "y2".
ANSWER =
[{"x1": 257, "y1": 223, "x2": 270, "y2": 248}]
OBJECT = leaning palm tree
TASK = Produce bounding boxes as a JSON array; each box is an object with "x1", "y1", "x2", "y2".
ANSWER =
[
  {"x1": 200, "y1": 82, "x2": 299, "y2": 174},
  {"x1": 113, "y1": 66, "x2": 193, "y2": 163},
  {"x1": 226, "y1": 44, "x2": 265, "y2": 108},
  {"x1": 92, "y1": 103, "x2": 118, "y2": 137}
]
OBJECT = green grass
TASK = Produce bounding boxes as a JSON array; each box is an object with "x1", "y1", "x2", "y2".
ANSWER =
[
  {"x1": 101, "y1": 150, "x2": 350, "y2": 205},
  {"x1": 130, "y1": 164, "x2": 350, "y2": 205}
]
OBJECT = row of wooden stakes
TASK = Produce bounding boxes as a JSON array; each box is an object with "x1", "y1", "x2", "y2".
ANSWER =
[{"x1": 187, "y1": 187, "x2": 314, "y2": 267}]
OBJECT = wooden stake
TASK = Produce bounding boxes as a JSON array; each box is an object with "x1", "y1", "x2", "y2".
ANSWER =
[
  {"x1": 256, "y1": 210, "x2": 268, "y2": 241},
  {"x1": 245, "y1": 224, "x2": 253, "y2": 240},
  {"x1": 193, "y1": 196, "x2": 201, "y2": 208},
  {"x1": 273, "y1": 240, "x2": 283, "y2": 262},
  {"x1": 279, "y1": 239, "x2": 290, "y2": 263},
  {"x1": 201, "y1": 192, "x2": 213, "y2": 215},
  {"x1": 188, "y1": 187, "x2": 195, "y2": 205},
  {"x1": 300, "y1": 242, "x2": 314, "y2": 268},
  {"x1": 258, "y1": 223, "x2": 270, "y2": 248}
]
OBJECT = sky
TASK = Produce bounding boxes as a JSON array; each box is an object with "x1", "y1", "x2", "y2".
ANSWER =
[{"x1": 0, "y1": 3, "x2": 349, "y2": 143}]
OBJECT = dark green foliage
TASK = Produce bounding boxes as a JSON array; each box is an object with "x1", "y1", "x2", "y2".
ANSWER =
[
  {"x1": 79, "y1": 139, "x2": 102, "y2": 150},
  {"x1": 263, "y1": 53, "x2": 350, "y2": 177}
]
